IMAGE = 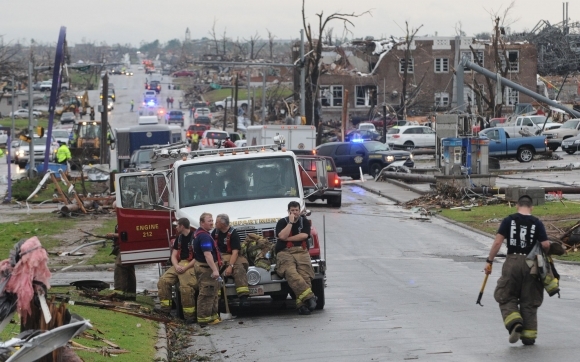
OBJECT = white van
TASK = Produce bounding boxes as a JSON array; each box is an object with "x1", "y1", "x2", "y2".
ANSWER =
[{"x1": 138, "y1": 116, "x2": 159, "y2": 125}]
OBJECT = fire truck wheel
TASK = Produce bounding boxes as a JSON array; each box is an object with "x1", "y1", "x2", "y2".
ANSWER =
[{"x1": 311, "y1": 278, "x2": 325, "y2": 310}]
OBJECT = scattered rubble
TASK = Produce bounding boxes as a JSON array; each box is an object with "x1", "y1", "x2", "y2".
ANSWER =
[{"x1": 403, "y1": 183, "x2": 505, "y2": 210}]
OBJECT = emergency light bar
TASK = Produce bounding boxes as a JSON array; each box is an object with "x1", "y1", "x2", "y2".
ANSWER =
[{"x1": 186, "y1": 144, "x2": 283, "y2": 159}]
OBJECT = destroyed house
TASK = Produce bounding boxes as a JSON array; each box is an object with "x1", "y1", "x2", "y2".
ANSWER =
[{"x1": 300, "y1": 37, "x2": 537, "y2": 120}]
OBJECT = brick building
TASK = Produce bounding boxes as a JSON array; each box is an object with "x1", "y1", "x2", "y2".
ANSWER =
[{"x1": 305, "y1": 37, "x2": 538, "y2": 121}]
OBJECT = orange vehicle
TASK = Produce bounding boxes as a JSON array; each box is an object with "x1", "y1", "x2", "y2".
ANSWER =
[{"x1": 297, "y1": 155, "x2": 342, "y2": 207}]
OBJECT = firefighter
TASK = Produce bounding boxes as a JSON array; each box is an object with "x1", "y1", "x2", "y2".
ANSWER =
[
  {"x1": 108, "y1": 224, "x2": 136, "y2": 300},
  {"x1": 157, "y1": 218, "x2": 198, "y2": 322},
  {"x1": 191, "y1": 132, "x2": 199, "y2": 150},
  {"x1": 212, "y1": 214, "x2": 250, "y2": 307},
  {"x1": 485, "y1": 195, "x2": 551, "y2": 345},
  {"x1": 193, "y1": 212, "x2": 221, "y2": 326},
  {"x1": 90, "y1": 107, "x2": 95, "y2": 120},
  {"x1": 275, "y1": 201, "x2": 317, "y2": 315},
  {"x1": 56, "y1": 141, "x2": 71, "y2": 164}
]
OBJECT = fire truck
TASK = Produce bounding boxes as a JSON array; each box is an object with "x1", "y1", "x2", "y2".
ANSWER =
[{"x1": 114, "y1": 142, "x2": 327, "y2": 309}]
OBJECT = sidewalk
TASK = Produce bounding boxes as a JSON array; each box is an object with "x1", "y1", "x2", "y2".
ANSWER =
[{"x1": 353, "y1": 177, "x2": 430, "y2": 204}]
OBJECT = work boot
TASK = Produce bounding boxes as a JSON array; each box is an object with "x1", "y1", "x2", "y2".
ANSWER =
[
  {"x1": 239, "y1": 295, "x2": 251, "y2": 307},
  {"x1": 297, "y1": 305, "x2": 311, "y2": 315},
  {"x1": 521, "y1": 338, "x2": 536, "y2": 346},
  {"x1": 509, "y1": 323, "x2": 523, "y2": 344},
  {"x1": 307, "y1": 296, "x2": 317, "y2": 312},
  {"x1": 154, "y1": 307, "x2": 171, "y2": 316}
]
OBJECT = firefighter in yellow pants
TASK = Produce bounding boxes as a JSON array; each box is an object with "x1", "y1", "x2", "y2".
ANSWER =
[
  {"x1": 193, "y1": 213, "x2": 222, "y2": 326},
  {"x1": 157, "y1": 218, "x2": 198, "y2": 322},
  {"x1": 485, "y1": 195, "x2": 551, "y2": 345},
  {"x1": 275, "y1": 201, "x2": 317, "y2": 315},
  {"x1": 212, "y1": 214, "x2": 250, "y2": 306}
]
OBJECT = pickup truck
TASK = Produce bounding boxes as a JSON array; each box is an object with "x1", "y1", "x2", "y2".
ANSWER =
[
  {"x1": 39, "y1": 81, "x2": 69, "y2": 92},
  {"x1": 479, "y1": 127, "x2": 547, "y2": 163},
  {"x1": 541, "y1": 119, "x2": 580, "y2": 151},
  {"x1": 214, "y1": 97, "x2": 250, "y2": 111}
]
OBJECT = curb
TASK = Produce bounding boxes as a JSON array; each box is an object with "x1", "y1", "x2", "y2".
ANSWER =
[
  {"x1": 381, "y1": 177, "x2": 430, "y2": 195},
  {"x1": 356, "y1": 182, "x2": 407, "y2": 204},
  {"x1": 435, "y1": 214, "x2": 496, "y2": 239},
  {"x1": 155, "y1": 323, "x2": 169, "y2": 361}
]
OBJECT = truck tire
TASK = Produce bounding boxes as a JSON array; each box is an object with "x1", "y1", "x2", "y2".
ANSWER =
[
  {"x1": 328, "y1": 195, "x2": 342, "y2": 208},
  {"x1": 216, "y1": 106, "x2": 224, "y2": 111},
  {"x1": 403, "y1": 141, "x2": 415, "y2": 151},
  {"x1": 549, "y1": 145, "x2": 558, "y2": 152},
  {"x1": 312, "y1": 278, "x2": 325, "y2": 310},
  {"x1": 565, "y1": 149, "x2": 576, "y2": 155},
  {"x1": 517, "y1": 146, "x2": 534, "y2": 162},
  {"x1": 370, "y1": 162, "x2": 383, "y2": 178}
]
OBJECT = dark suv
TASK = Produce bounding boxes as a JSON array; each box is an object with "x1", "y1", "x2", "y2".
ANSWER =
[
  {"x1": 147, "y1": 81, "x2": 161, "y2": 93},
  {"x1": 316, "y1": 141, "x2": 413, "y2": 179}
]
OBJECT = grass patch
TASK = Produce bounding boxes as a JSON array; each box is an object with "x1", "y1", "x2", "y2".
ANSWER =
[
  {"x1": 440, "y1": 200, "x2": 580, "y2": 261},
  {"x1": 86, "y1": 218, "x2": 118, "y2": 265},
  {"x1": 0, "y1": 214, "x2": 76, "y2": 258},
  {"x1": 0, "y1": 288, "x2": 158, "y2": 362},
  {"x1": 0, "y1": 118, "x2": 49, "y2": 131}
]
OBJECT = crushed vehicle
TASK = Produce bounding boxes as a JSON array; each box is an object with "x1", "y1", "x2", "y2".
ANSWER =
[{"x1": 114, "y1": 142, "x2": 327, "y2": 310}]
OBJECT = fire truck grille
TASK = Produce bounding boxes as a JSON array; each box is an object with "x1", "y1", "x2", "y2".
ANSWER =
[{"x1": 235, "y1": 226, "x2": 277, "y2": 243}]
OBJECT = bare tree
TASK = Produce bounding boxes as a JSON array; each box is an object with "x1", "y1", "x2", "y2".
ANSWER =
[
  {"x1": 246, "y1": 32, "x2": 266, "y2": 60},
  {"x1": 266, "y1": 29, "x2": 276, "y2": 60},
  {"x1": 208, "y1": 19, "x2": 220, "y2": 55},
  {"x1": 465, "y1": 1, "x2": 517, "y2": 117},
  {"x1": 301, "y1": 0, "x2": 371, "y2": 144},
  {"x1": 323, "y1": 27, "x2": 334, "y2": 46},
  {"x1": 397, "y1": 22, "x2": 423, "y2": 119},
  {"x1": 232, "y1": 38, "x2": 248, "y2": 59},
  {"x1": 220, "y1": 29, "x2": 229, "y2": 56}
]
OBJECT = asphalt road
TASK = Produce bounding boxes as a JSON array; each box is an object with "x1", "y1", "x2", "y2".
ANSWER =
[{"x1": 140, "y1": 185, "x2": 579, "y2": 362}]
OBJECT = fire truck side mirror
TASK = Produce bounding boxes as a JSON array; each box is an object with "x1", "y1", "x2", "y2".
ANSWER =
[{"x1": 120, "y1": 231, "x2": 128, "y2": 241}]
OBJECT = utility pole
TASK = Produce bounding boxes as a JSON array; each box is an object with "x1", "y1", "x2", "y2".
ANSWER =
[
  {"x1": 246, "y1": 68, "x2": 251, "y2": 126},
  {"x1": 11, "y1": 76, "x2": 15, "y2": 144},
  {"x1": 341, "y1": 89, "x2": 349, "y2": 142},
  {"x1": 100, "y1": 74, "x2": 109, "y2": 165},
  {"x1": 28, "y1": 61, "x2": 35, "y2": 178},
  {"x1": 223, "y1": 100, "x2": 228, "y2": 131},
  {"x1": 300, "y1": 29, "x2": 306, "y2": 118},
  {"x1": 233, "y1": 74, "x2": 239, "y2": 132},
  {"x1": 261, "y1": 67, "x2": 266, "y2": 123}
]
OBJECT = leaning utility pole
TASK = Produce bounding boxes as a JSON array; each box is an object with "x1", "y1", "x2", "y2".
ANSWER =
[
  {"x1": 27, "y1": 61, "x2": 35, "y2": 178},
  {"x1": 299, "y1": 29, "x2": 306, "y2": 118},
  {"x1": 233, "y1": 74, "x2": 239, "y2": 132},
  {"x1": 100, "y1": 74, "x2": 109, "y2": 165},
  {"x1": 342, "y1": 89, "x2": 349, "y2": 142}
]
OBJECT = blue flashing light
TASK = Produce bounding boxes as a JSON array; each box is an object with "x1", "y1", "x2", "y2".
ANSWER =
[
  {"x1": 351, "y1": 138, "x2": 365, "y2": 143},
  {"x1": 147, "y1": 100, "x2": 156, "y2": 107}
]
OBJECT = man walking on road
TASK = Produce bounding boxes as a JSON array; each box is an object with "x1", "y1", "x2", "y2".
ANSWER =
[
  {"x1": 485, "y1": 195, "x2": 551, "y2": 345},
  {"x1": 193, "y1": 213, "x2": 221, "y2": 326},
  {"x1": 157, "y1": 218, "x2": 198, "y2": 322},
  {"x1": 130, "y1": 99, "x2": 134, "y2": 112},
  {"x1": 275, "y1": 201, "x2": 317, "y2": 315}
]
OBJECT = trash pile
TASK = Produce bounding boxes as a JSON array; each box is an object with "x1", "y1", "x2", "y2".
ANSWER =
[
  {"x1": 22, "y1": 169, "x2": 114, "y2": 216},
  {"x1": 403, "y1": 183, "x2": 505, "y2": 210},
  {"x1": 0, "y1": 236, "x2": 91, "y2": 361}
]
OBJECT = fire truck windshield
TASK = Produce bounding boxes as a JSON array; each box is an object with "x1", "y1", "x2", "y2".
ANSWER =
[{"x1": 178, "y1": 156, "x2": 298, "y2": 207}]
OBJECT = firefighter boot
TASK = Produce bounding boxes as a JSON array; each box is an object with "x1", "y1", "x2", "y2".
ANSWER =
[
  {"x1": 307, "y1": 296, "x2": 317, "y2": 312},
  {"x1": 298, "y1": 305, "x2": 311, "y2": 315},
  {"x1": 509, "y1": 323, "x2": 523, "y2": 344},
  {"x1": 239, "y1": 295, "x2": 251, "y2": 307}
]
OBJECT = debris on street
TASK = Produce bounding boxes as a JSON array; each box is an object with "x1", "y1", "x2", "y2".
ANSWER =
[{"x1": 403, "y1": 183, "x2": 505, "y2": 210}]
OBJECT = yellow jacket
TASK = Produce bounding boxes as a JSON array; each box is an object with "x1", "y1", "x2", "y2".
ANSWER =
[{"x1": 56, "y1": 144, "x2": 71, "y2": 163}]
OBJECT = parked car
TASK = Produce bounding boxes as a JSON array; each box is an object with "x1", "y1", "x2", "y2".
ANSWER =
[
  {"x1": 386, "y1": 126, "x2": 436, "y2": 150},
  {"x1": 345, "y1": 129, "x2": 381, "y2": 142},
  {"x1": 186, "y1": 124, "x2": 211, "y2": 141},
  {"x1": 194, "y1": 116, "x2": 211, "y2": 126},
  {"x1": 13, "y1": 136, "x2": 58, "y2": 168},
  {"x1": 194, "y1": 107, "x2": 212, "y2": 119},
  {"x1": 561, "y1": 134, "x2": 580, "y2": 154},
  {"x1": 127, "y1": 149, "x2": 154, "y2": 171},
  {"x1": 357, "y1": 122, "x2": 376, "y2": 131},
  {"x1": 51, "y1": 129, "x2": 71, "y2": 145},
  {"x1": 9, "y1": 109, "x2": 41, "y2": 119},
  {"x1": 297, "y1": 155, "x2": 342, "y2": 207},
  {"x1": 39, "y1": 81, "x2": 52, "y2": 92},
  {"x1": 172, "y1": 70, "x2": 195, "y2": 77},
  {"x1": 166, "y1": 110, "x2": 185, "y2": 126},
  {"x1": 199, "y1": 130, "x2": 229, "y2": 150},
  {"x1": 60, "y1": 112, "x2": 76, "y2": 125},
  {"x1": 542, "y1": 119, "x2": 580, "y2": 151},
  {"x1": 316, "y1": 140, "x2": 414, "y2": 179},
  {"x1": 479, "y1": 127, "x2": 547, "y2": 162}
]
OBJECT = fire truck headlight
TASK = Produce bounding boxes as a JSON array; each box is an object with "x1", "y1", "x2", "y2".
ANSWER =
[
  {"x1": 247, "y1": 269, "x2": 261, "y2": 285},
  {"x1": 169, "y1": 150, "x2": 179, "y2": 158},
  {"x1": 159, "y1": 149, "x2": 169, "y2": 158},
  {"x1": 179, "y1": 147, "x2": 189, "y2": 158}
]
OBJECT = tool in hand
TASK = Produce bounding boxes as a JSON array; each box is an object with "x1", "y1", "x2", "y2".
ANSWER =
[{"x1": 476, "y1": 273, "x2": 490, "y2": 307}]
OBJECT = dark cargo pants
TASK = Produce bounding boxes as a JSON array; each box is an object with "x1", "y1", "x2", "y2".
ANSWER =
[
  {"x1": 221, "y1": 254, "x2": 249, "y2": 297},
  {"x1": 194, "y1": 263, "x2": 220, "y2": 324},
  {"x1": 276, "y1": 247, "x2": 315, "y2": 308},
  {"x1": 494, "y1": 254, "x2": 544, "y2": 342},
  {"x1": 114, "y1": 253, "x2": 136, "y2": 300},
  {"x1": 157, "y1": 261, "x2": 198, "y2": 319}
]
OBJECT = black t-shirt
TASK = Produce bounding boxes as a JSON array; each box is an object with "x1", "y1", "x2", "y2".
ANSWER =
[
  {"x1": 275, "y1": 216, "x2": 311, "y2": 252},
  {"x1": 172, "y1": 231, "x2": 194, "y2": 261},
  {"x1": 193, "y1": 229, "x2": 218, "y2": 263},
  {"x1": 497, "y1": 213, "x2": 548, "y2": 255},
  {"x1": 211, "y1": 228, "x2": 242, "y2": 254}
]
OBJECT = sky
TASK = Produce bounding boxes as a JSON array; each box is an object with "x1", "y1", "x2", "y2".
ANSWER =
[{"x1": 0, "y1": 0, "x2": 573, "y2": 47}]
